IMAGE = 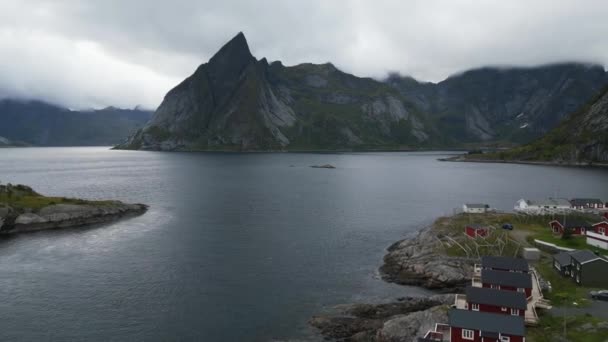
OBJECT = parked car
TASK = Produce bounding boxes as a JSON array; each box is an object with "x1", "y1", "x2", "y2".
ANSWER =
[
  {"x1": 502, "y1": 223, "x2": 514, "y2": 230},
  {"x1": 590, "y1": 290, "x2": 608, "y2": 301}
]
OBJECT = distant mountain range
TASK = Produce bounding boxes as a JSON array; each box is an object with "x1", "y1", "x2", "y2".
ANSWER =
[
  {"x1": 117, "y1": 32, "x2": 608, "y2": 151},
  {"x1": 469, "y1": 85, "x2": 608, "y2": 165},
  {"x1": 0, "y1": 99, "x2": 152, "y2": 146}
]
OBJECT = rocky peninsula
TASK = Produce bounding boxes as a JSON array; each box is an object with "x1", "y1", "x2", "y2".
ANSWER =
[
  {"x1": 310, "y1": 214, "x2": 480, "y2": 341},
  {"x1": 0, "y1": 183, "x2": 147, "y2": 234}
]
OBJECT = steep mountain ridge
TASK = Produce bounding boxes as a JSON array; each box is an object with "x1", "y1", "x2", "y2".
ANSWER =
[
  {"x1": 389, "y1": 63, "x2": 608, "y2": 143},
  {"x1": 0, "y1": 100, "x2": 152, "y2": 146},
  {"x1": 118, "y1": 32, "x2": 608, "y2": 151},
  {"x1": 472, "y1": 86, "x2": 608, "y2": 164}
]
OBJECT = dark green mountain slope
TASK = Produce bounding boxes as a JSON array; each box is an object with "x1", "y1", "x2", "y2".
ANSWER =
[
  {"x1": 117, "y1": 32, "x2": 608, "y2": 151},
  {"x1": 0, "y1": 100, "x2": 152, "y2": 146},
  {"x1": 469, "y1": 86, "x2": 608, "y2": 164},
  {"x1": 389, "y1": 64, "x2": 608, "y2": 144}
]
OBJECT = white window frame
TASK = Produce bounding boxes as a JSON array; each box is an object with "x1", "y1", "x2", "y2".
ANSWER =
[
  {"x1": 472, "y1": 303, "x2": 480, "y2": 311},
  {"x1": 462, "y1": 329, "x2": 474, "y2": 340},
  {"x1": 511, "y1": 308, "x2": 519, "y2": 316},
  {"x1": 501, "y1": 306, "x2": 507, "y2": 312},
  {"x1": 517, "y1": 288, "x2": 525, "y2": 293},
  {"x1": 500, "y1": 336, "x2": 511, "y2": 342}
]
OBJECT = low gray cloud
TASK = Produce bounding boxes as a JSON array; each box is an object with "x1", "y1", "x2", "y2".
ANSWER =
[{"x1": 1, "y1": 0, "x2": 607, "y2": 109}]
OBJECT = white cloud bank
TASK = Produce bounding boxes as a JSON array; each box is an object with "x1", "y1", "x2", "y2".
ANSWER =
[{"x1": 0, "y1": 0, "x2": 607, "y2": 109}]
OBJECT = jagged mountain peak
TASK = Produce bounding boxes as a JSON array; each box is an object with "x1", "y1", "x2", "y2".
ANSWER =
[
  {"x1": 116, "y1": 33, "x2": 608, "y2": 151},
  {"x1": 208, "y1": 32, "x2": 255, "y2": 70}
]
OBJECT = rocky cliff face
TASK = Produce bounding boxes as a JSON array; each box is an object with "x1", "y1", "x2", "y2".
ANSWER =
[
  {"x1": 118, "y1": 32, "x2": 608, "y2": 151},
  {"x1": 389, "y1": 64, "x2": 608, "y2": 143},
  {"x1": 485, "y1": 86, "x2": 608, "y2": 164}
]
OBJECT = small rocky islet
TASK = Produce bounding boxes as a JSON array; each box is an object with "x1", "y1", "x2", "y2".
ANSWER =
[{"x1": 0, "y1": 183, "x2": 147, "y2": 234}]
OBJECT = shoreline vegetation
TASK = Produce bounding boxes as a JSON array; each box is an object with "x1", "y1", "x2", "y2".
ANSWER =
[
  {"x1": 310, "y1": 212, "x2": 608, "y2": 342},
  {"x1": 0, "y1": 183, "x2": 147, "y2": 234},
  {"x1": 438, "y1": 155, "x2": 608, "y2": 169}
]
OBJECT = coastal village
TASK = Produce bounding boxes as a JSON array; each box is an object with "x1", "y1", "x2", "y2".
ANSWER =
[
  {"x1": 312, "y1": 196, "x2": 608, "y2": 342},
  {"x1": 418, "y1": 198, "x2": 608, "y2": 342}
]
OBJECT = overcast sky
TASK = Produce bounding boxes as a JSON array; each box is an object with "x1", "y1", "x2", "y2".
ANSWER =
[{"x1": 1, "y1": 0, "x2": 608, "y2": 110}]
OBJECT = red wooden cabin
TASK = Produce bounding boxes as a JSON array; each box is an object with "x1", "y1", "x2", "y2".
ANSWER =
[{"x1": 466, "y1": 224, "x2": 489, "y2": 238}]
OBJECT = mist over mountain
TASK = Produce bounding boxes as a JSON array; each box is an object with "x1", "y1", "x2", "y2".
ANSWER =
[{"x1": 0, "y1": 99, "x2": 152, "y2": 146}]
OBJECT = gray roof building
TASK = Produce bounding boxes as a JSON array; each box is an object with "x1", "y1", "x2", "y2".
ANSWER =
[
  {"x1": 553, "y1": 251, "x2": 573, "y2": 267},
  {"x1": 554, "y1": 218, "x2": 593, "y2": 229},
  {"x1": 465, "y1": 203, "x2": 489, "y2": 208},
  {"x1": 481, "y1": 269, "x2": 533, "y2": 289},
  {"x1": 448, "y1": 309, "x2": 525, "y2": 337},
  {"x1": 481, "y1": 256, "x2": 529, "y2": 272},
  {"x1": 571, "y1": 250, "x2": 604, "y2": 264},
  {"x1": 465, "y1": 286, "x2": 527, "y2": 310},
  {"x1": 571, "y1": 198, "x2": 603, "y2": 206}
]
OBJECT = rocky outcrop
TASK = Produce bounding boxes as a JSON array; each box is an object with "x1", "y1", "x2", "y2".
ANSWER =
[
  {"x1": 4, "y1": 202, "x2": 147, "y2": 233},
  {"x1": 376, "y1": 305, "x2": 448, "y2": 342},
  {"x1": 0, "y1": 183, "x2": 147, "y2": 234},
  {"x1": 379, "y1": 227, "x2": 473, "y2": 290},
  {"x1": 310, "y1": 294, "x2": 454, "y2": 342}
]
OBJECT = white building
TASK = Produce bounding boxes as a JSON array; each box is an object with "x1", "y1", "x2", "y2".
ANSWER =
[
  {"x1": 463, "y1": 203, "x2": 490, "y2": 214},
  {"x1": 514, "y1": 198, "x2": 572, "y2": 214}
]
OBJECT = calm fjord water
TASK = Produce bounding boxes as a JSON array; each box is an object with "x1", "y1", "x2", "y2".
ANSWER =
[{"x1": 1, "y1": 147, "x2": 607, "y2": 341}]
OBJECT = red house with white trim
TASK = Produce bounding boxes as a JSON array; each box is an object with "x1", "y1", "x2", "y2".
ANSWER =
[
  {"x1": 466, "y1": 224, "x2": 489, "y2": 238},
  {"x1": 463, "y1": 286, "x2": 527, "y2": 317},
  {"x1": 587, "y1": 221, "x2": 608, "y2": 250},
  {"x1": 592, "y1": 221, "x2": 608, "y2": 235},
  {"x1": 549, "y1": 218, "x2": 591, "y2": 235},
  {"x1": 570, "y1": 198, "x2": 604, "y2": 210},
  {"x1": 448, "y1": 309, "x2": 526, "y2": 342},
  {"x1": 481, "y1": 269, "x2": 533, "y2": 298}
]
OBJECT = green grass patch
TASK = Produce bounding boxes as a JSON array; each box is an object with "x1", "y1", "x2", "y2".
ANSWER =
[
  {"x1": 528, "y1": 312, "x2": 608, "y2": 342},
  {"x1": 1, "y1": 184, "x2": 115, "y2": 211},
  {"x1": 535, "y1": 257, "x2": 594, "y2": 307}
]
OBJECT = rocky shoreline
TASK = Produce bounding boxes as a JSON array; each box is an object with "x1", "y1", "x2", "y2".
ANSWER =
[
  {"x1": 310, "y1": 220, "x2": 475, "y2": 341},
  {"x1": 379, "y1": 226, "x2": 473, "y2": 290},
  {"x1": 1, "y1": 202, "x2": 148, "y2": 234},
  {"x1": 310, "y1": 294, "x2": 455, "y2": 342},
  {"x1": 0, "y1": 184, "x2": 148, "y2": 234}
]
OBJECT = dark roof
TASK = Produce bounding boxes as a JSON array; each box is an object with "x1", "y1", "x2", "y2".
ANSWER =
[
  {"x1": 571, "y1": 198, "x2": 603, "y2": 206},
  {"x1": 555, "y1": 218, "x2": 593, "y2": 229},
  {"x1": 570, "y1": 250, "x2": 605, "y2": 264},
  {"x1": 553, "y1": 251, "x2": 573, "y2": 266},
  {"x1": 482, "y1": 256, "x2": 529, "y2": 272},
  {"x1": 467, "y1": 224, "x2": 487, "y2": 229},
  {"x1": 448, "y1": 309, "x2": 525, "y2": 336},
  {"x1": 481, "y1": 269, "x2": 533, "y2": 289},
  {"x1": 466, "y1": 203, "x2": 489, "y2": 208},
  {"x1": 465, "y1": 286, "x2": 527, "y2": 310}
]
